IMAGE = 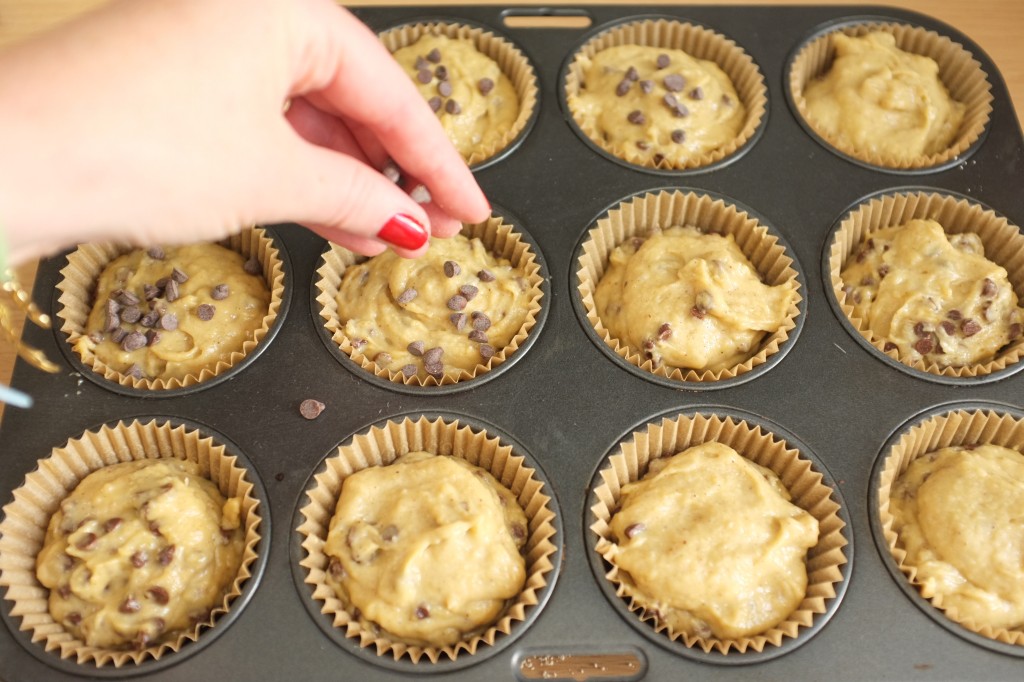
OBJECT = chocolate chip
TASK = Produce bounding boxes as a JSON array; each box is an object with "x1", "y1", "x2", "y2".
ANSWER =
[
  {"x1": 450, "y1": 312, "x2": 467, "y2": 330},
  {"x1": 105, "y1": 311, "x2": 120, "y2": 333},
  {"x1": 149, "y1": 521, "x2": 162, "y2": 537},
  {"x1": 671, "y1": 101, "x2": 689, "y2": 118},
  {"x1": 639, "y1": 79, "x2": 654, "y2": 94},
  {"x1": 115, "y1": 289, "x2": 140, "y2": 306},
  {"x1": 477, "y1": 269, "x2": 496, "y2": 282},
  {"x1": 143, "y1": 283, "x2": 160, "y2": 301},
  {"x1": 424, "y1": 362, "x2": 444, "y2": 378},
  {"x1": 396, "y1": 288, "x2": 418, "y2": 304},
  {"x1": 469, "y1": 330, "x2": 488, "y2": 344},
  {"x1": 374, "y1": 352, "x2": 392, "y2": 366},
  {"x1": 299, "y1": 399, "x2": 325, "y2": 420},
  {"x1": 67, "y1": 612, "x2": 82, "y2": 626},
  {"x1": 982, "y1": 278, "x2": 996, "y2": 296},
  {"x1": 401, "y1": 364, "x2": 417, "y2": 378},
  {"x1": 426, "y1": 48, "x2": 441, "y2": 63},
  {"x1": 690, "y1": 306, "x2": 706, "y2": 320},
  {"x1": 459, "y1": 284, "x2": 478, "y2": 300},
  {"x1": 443, "y1": 260, "x2": 460, "y2": 278},
  {"x1": 1010, "y1": 323, "x2": 1022, "y2": 339},
  {"x1": 947, "y1": 309, "x2": 963, "y2": 321},
  {"x1": 131, "y1": 551, "x2": 147, "y2": 568},
  {"x1": 428, "y1": 96, "x2": 442, "y2": 112},
  {"x1": 158, "y1": 545, "x2": 175, "y2": 566},
  {"x1": 438, "y1": 80, "x2": 452, "y2": 98},
  {"x1": 164, "y1": 278, "x2": 180, "y2": 302},
  {"x1": 110, "y1": 327, "x2": 127, "y2": 344},
  {"x1": 407, "y1": 340, "x2": 425, "y2": 356},
  {"x1": 158, "y1": 312, "x2": 178, "y2": 331},
  {"x1": 884, "y1": 341, "x2": 898, "y2": 352},
  {"x1": 382, "y1": 525, "x2": 399, "y2": 542},
  {"x1": 615, "y1": 79, "x2": 631, "y2": 96},
  {"x1": 671, "y1": 129, "x2": 685, "y2": 144},
  {"x1": 941, "y1": 321, "x2": 956, "y2": 335},
  {"x1": 721, "y1": 94, "x2": 733, "y2": 106},
  {"x1": 624, "y1": 66, "x2": 639, "y2": 81},
  {"x1": 511, "y1": 523, "x2": 526, "y2": 542},
  {"x1": 625, "y1": 522, "x2": 646, "y2": 538},
  {"x1": 471, "y1": 311, "x2": 491, "y2": 331},
  {"x1": 878, "y1": 264, "x2": 890, "y2": 279},
  {"x1": 328, "y1": 557, "x2": 345, "y2": 579},
  {"x1": 627, "y1": 110, "x2": 645, "y2": 125},
  {"x1": 913, "y1": 322, "x2": 928, "y2": 337},
  {"x1": 636, "y1": 141, "x2": 649, "y2": 151},
  {"x1": 58, "y1": 585, "x2": 72, "y2": 600},
  {"x1": 133, "y1": 630, "x2": 150, "y2": 650},
  {"x1": 103, "y1": 517, "x2": 122, "y2": 533},
  {"x1": 350, "y1": 338, "x2": 366, "y2": 351},
  {"x1": 962, "y1": 319, "x2": 982, "y2": 337},
  {"x1": 243, "y1": 257, "x2": 261, "y2": 276},
  {"x1": 88, "y1": 331, "x2": 104, "y2": 344},
  {"x1": 210, "y1": 284, "x2": 229, "y2": 300},
  {"x1": 479, "y1": 344, "x2": 495, "y2": 360},
  {"x1": 120, "y1": 597, "x2": 141, "y2": 614},
  {"x1": 663, "y1": 74, "x2": 685, "y2": 92},
  {"x1": 414, "y1": 55, "x2": 429, "y2": 71},
  {"x1": 126, "y1": 364, "x2": 144, "y2": 379},
  {"x1": 147, "y1": 586, "x2": 170, "y2": 605},
  {"x1": 140, "y1": 310, "x2": 160, "y2": 328},
  {"x1": 171, "y1": 267, "x2": 189, "y2": 284},
  {"x1": 652, "y1": 153, "x2": 664, "y2": 164},
  {"x1": 435, "y1": 65, "x2": 448, "y2": 81},
  {"x1": 155, "y1": 276, "x2": 171, "y2": 290},
  {"x1": 914, "y1": 337, "x2": 935, "y2": 354},
  {"x1": 423, "y1": 347, "x2": 444, "y2": 365},
  {"x1": 147, "y1": 246, "x2": 165, "y2": 260},
  {"x1": 689, "y1": 86, "x2": 704, "y2": 100},
  {"x1": 656, "y1": 54, "x2": 670, "y2": 69},
  {"x1": 658, "y1": 322, "x2": 672, "y2": 340},
  {"x1": 121, "y1": 331, "x2": 147, "y2": 352},
  {"x1": 120, "y1": 305, "x2": 142, "y2": 324},
  {"x1": 415, "y1": 604, "x2": 430, "y2": 619},
  {"x1": 196, "y1": 303, "x2": 215, "y2": 321},
  {"x1": 478, "y1": 77, "x2": 494, "y2": 95},
  {"x1": 445, "y1": 98, "x2": 461, "y2": 115},
  {"x1": 75, "y1": 532, "x2": 97, "y2": 551},
  {"x1": 447, "y1": 294, "x2": 468, "y2": 311},
  {"x1": 416, "y1": 68, "x2": 432, "y2": 84}
]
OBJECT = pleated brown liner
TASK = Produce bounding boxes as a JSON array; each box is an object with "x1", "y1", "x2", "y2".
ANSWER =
[
  {"x1": 296, "y1": 415, "x2": 558, "y2": 664},
  {"x1": 379, "y1": 21, "x2": 538, "y2": 167},
  {"x1": 55, "y1": 227, "x2": 285, "y2": 391},
  {"x1": 827, "y1": 191, "x2": 1024, "y2": 377},
  {"x1": 315, "y1": 216, "x2": 544, "y2": 387},
  {"x1": 589, "y1": 413, "x2": 848, "y2": 654},
  {"x1": 0, "y1": 419, "x2": 263, "y2": 667},
  {"x1": 576, "y1": 190, "x2": 801, "y2": 383},
  {"x1": 789, "y1": 22, "x2": 992, "y2": 169},
  {"x1": 876, "y1": 408, "x2": 1024, "y2": 646},
  {"x1": 563, "y1": 18, "x2": 766, "y2": 171}
]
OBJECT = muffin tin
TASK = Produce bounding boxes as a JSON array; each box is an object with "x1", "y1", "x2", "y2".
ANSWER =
[{"x1": 1, "y1": 4, "x2": 1022, "y2": 680}]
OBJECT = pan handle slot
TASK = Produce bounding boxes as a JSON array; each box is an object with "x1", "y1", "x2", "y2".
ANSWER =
[{"x1": 501, "y1": 8, "x2": 593, "y2": 30}]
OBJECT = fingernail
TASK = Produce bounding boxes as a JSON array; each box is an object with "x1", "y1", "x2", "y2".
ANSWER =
[{"x1": 377, "y1": 214, "x2": 429, "y2": 250}]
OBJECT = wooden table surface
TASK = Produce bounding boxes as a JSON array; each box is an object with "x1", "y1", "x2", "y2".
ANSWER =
[{"x1": 1, "y1": 0, "x2": 1021, "y2": 420}]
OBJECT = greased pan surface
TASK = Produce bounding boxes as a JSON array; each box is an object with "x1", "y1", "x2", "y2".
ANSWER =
[{"x1": 1, "y1": 4, "x2": 1023, "y2": 680}]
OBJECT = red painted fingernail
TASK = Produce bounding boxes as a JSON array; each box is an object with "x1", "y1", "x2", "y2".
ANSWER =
[{"x1": 377, "y1": 214, "x2": 428, "y2": 250}]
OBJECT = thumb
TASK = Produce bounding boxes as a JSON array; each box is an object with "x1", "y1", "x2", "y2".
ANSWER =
[{"x1": 272, "y1": 141, "x2": 433, "y2": 257}]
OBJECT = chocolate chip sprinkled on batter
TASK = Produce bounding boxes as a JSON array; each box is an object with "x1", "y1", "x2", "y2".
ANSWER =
[
  {"x1": 157, "y1": 312, "x2": 177, "y2": 331},
  {"x1": 627, "y1": 110, "x2": 645, "y2": 125},
  {"x1": 468, "y1": 330, "x2": 488, "y2": 344},
  {"x1": 426, "y1": 48, "x2": 441, "y2": 63},
  {"x1": 445, "y1": 98, "x2": 461, "y2": 115},
  {"x1": 639, "y1": 79, "x2": 654, "y2": 94},
  {"x1": 624, "y1": 522, "x2": 646, "y2": 538},
  {"x1": 689, "y1": 86, "x2": 704, "y2": 100},
  {"x1": 299, "y1": 399, "x2": 325, "y2": 420},
  {"x1": 656, "y1": 54, "x2": 670, "y2": 69},
  {"x1": 164, "y1": 278, "x2": 180, "y2": 302},
  {"x1": 878, "y1": 264, "x2": 890, "y2": 279},
  {"x1": 133, "y1": 630, "x2": 150, "y2": 650},
  {"x1": 450, "y1": 312, "x2": 467, "y2": 330},
  {"x1": 913, "y1": 322, "x2": 928, "y2": 337},
  {"x1": 122, "y1": 330, "x2": 148, "y2": 352},
  {"x1": 884, "y1": 342, "x2": 898, "y2": 352},
  {"x1": 171, "y1": 267, "x2": 189, "y2": 284},
  {"x1": 147, "y1": 246, "x2": 165, "y2": 260},
  {"x1": 428, "y1": 96, "x2": 442, "y2": 112},
  {"x1": 67, "y1": 612, "x2": 82, "y2": 626},
  {"x1": 58, "y1": 585, "x2": 71, "y2": 599},
  {"x1": 401, "y1": 364, "x2": 417, "y2": 378},
  {"x1": 671, "y1": 129, "x2": 685, "y2": 144},
  {"x1": 447, "y1": 294, "x2": 468, "y2": 311},
  {"x1": 443, "y1": 260, "x2": 460, "y2": 278},
  {"x1": 471, "y1": 311, "x2": 491, "y2": 331},
  {"x1": 127, "y1": 363, "x2": 144, "y2": 379},
  {"x1": 104, "y1": 517, "x2": 122, "y2": 533},
  {"x1": 663, "y1": 73, "x2": 685, "y2": 92},
  {"x1": 961, "y1": 319, "x2": 982, "y2": 337},
  {"x1": 663, "y1": 92, "x2": 679, "y2": 110},
  {"x1": 416, "y1": 68, "x2": 432, "y2": 84},
  {"x1": 158, "y1": 545, "x2": 175, "y2": 566},
  {"x1": 407, "y1": 340, "x2": 425, "y2": 356},
  {"x1": 690, "y1": 306, "x2": 706, "y2": 320},
  {"x1": 121, "y1": 305, "x2": 142, "y2": 324},
  {"x1": 947, "y1": 309, "x2": 962, "y2": 320},
  {"x1": 477, "y1": 269, "x2": 496, "y2": 282},
  {"x1": 140, "y1": 310, "x2": 159, "y2": 328},
  {"x1": 328, "y1": 557, "x2": 345, "y2": 579},
  {"x1": 425, "y1": 362, "x2": 444, "y2": 378},
  {"x1": 652, "y1": 153, "x2": 664, "y2": 164},
  {"x1": 120, "y1": 597, "x2": 141, "y2": 614},
  {"x1": 914, "y1": 337, "x2": 935, "y2": 354},
  {"x1": 415, "y1": 604, "x2": 430, "y2": 620},
  {"x1": 243, "y1": 257, "x2": 261, "y2": 276},
  {"x1": 350, "y1": 338, "x2": 367, "y2": 351},
  {"x1": 615, "y1": 79, "x2": 631, "y2": 96},
  {"x1": 111, "y1": 327, "x2": 128, "y2": 344},
  {"x1": 143, "y1": 283, "x2": 160, "y2": 301},
  {"x1": 982, "y1": 278, "x2": 996, "y2": 296},
  {"x1": 196, "y1": 303, "x2": 216, "y2": 321},
  {"x1": 76, "y1": 532, "x2": 98, "y2": 550},
  {"x1": 435, "y1": 65, "x2": 448, "y2": 81},
  {"x1": 104, "y1": 308, "x2": 120, "y2": 331},
  {"x1": 210, "y1": 283, "x2": 229, "y2": 300},
  {"x1": 147, "y1": 586, "x2": 170, "y2": 605},
  {"x1": 624, "y1": 66, "x2": 639, "y2": 82},
  {"x1": 149, "y1": 520, "x2": 162, "y2": 537},
  {"x1": 89, "y1": 331, "x2": 104, "y2": 344},
  {"x1": 423, "y1": 347, "x2": 444, "y2": 365},
  {"x1": 478, "y1": 77, "x2": 494, "y2": 95},
  {"x1": 396, "y1": 288, "x2": 418, "y2": 304},
  {"x1": 131, "y1": 551, "x2": 147, "y2": 568},
  {"x1": 479, "y1": 344, "x2": 495, "y2": 360},
  {"x1": 459, "y1": 284, "x2": 478, "y2": 300},
  {"x1": 374, "y1": 352, "x2": 392, "y2": 366},
  {"x1": 414, "y1": 55, "x2": 429, "y2": 71},
  {"x1": 722, "y1": 94, "x2": 733, "y2": 106},
  {"x1": 382, "y1": 525, "x2": 399, "y2": 542},
  {"x1": 1010, "y1": 323, "x2": 1022, "y2": 339},
  {"x1": 636, "y1": 141, "x2": 649, "y2": 151},
  {"x1": 155, "y1": 276, "x2": 171, "y2": 290},
  {"x1": 658, "y1": 322, "x2": 672, "y2": 340},
  {"x1": 115, "y1": 289, "x2": 140, "y2": 306},
  {"x1": 511, "y1": 523, "x2": 526, "y2": 542},
  {"x1": 438, "y1": 80, "x2": 452, "y2": 98},
  {"x1": 941, "y1": 321, "x2": 956, "y2": 335}
]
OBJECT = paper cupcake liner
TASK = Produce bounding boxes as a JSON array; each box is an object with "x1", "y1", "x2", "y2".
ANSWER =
[
  {"x1": 590, "y1": 413, "x2": 848, "y2": 654},
  {"x1": 315, "y1": 216, "x2": 544, "y2": 387},
  {"x1": 876, "y1": 407, "x2": 1024, "y2": 646},
  {"x1": 564, "y1": 18, "x2": 766, "y2": 171},
  {"x1": 789, "y1": 21, "x2": 992, "y2": 169},
  {"x1": 576, "y1": 190, "x2": 802, "y2": 383},
  {"x1": 379, "y1": 21, "x2": 538, "y2": 167},
  {"x1": 0, "y1": 419, "x2": 263, "y2": 667},
  {"x1": 296, "y1": 415, "x2": 558, "y2": 664},
  {"x1": 55, "y1": 227, "x2": 285, "y2": 391},
  {"x1": 828, "y1": 191, "x2": 1024, "y2": 377}
]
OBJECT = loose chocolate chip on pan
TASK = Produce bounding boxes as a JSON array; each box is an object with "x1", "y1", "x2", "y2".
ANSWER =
[
  {"x1": 445, "y1": 99, "x2": 461, "y2": 115},
  {"x1": 416, "y1": 68, "x2": 432, "y2": 84},
  {"x1": 435, "y1": 65, "x2": 448, "y2": 81},
  {"x1": 396, "y1": 288, "x2": 418, "y2": 304},
  {"x1": 164, "y1": 279, "x2": 180, "y2": 302},
  {"x1": 210, "y1": 283, "x2": 230, "y2": 300},
  {"x1": 426, "y1": 48, "x2": 441, "y2": 63},
  {"x1": 407, "y1": 340, "x2": 425, "y2": 356},
  {"x1": 401, "y1": 364, "x2": 417, "y2": 378},
  {"x1": 639, "y1": 79, "x2": 654, "y2": 94},
  {"x1": 374, "y1": 352, "x2": 392, "y2": 366},
  {"x1": 443, "y1": 260, "x2": 461, "y2": 278},
  {"x1": 671, "y1": 129, "x2": 686, "y2": 144},
  {"x1": 961, "y1": 319, "x2": 982, "y2": 337},
  {"x1": 299, "y1": 399, "x2": 325, "y2": 420},
  {"x1": 477, "y1": 269, "x2": 496, "y2": 282},
  {"x1": 471, "y1": 311, "x2": 491, "y2": 331},
  {"x1": 914, "y1": 337, "x2": 935, "y2": 355},
  {"x1": 428, "y1": 96, "x2": 442, "y2": 112},
  {"x1": 447, "y1": 294, "x2": 468, "y2": 311},
  {"x1": 624, "y1": 522, "x2": 646, "y2": 538},
  {"x1": 423, "y1": 347, "x2": 444, "y2": 365},
  {"x1": 147, "y1": 586, "x2": 170, "y2": 605},
  {"x1": 626, "y1": 110, "x2": 645, "y2": 125},
  {"x1": 415, "y1": 605, "x2": 430, "y2": 620},
  {"x1": 982, "y1": 278, "x2": 997, "y2": 297},
  {"x1": 478, "y1": 77, "x2": 494, "y2": 95},
  {"x1": 469, "y1": 330, "x2": 488, "y2": 344},
  {"x1": 170, "y1": 267, "x2": 189, "y2": 283},
  {"x1": 121, "y1": 331, "x2": 148, "y2": 352},
  {"x1": 459, "y1": 284, "x2": 478, "y2": 300},
  {"x1": 689, "y1": 86, "x2": 704, "y2": 100},
  {"x1": 119, "y1": 597, "x2": 141, "y2": 614},
  {"x1": 120, "y1": 305, "x2": 142, "y2": 324},
  {"x1": 450, "y1": 312, "x2": 467, "y2": 330},
  {"x1": 656, "y1": 54, "x2": 670, "y2": 69},
  {"x1": 243, "y1": 257, "x2": 262, "y2": 276},
  {"x1": 437, "y1": 80, "x2": 452, "y2": 98},
  {"x1": 196, "y1": 303, "x2": 216, "y2": 321},
  {"x1": 615, "y1": 79, "x2": 631, "y2": 97},
  {"x1": 663, "y1": 74, "x2": 685, "y2": 92},
  {"x1": 147, "y1": 246, "x2": 165, "y2": 260},
  {"x1": 159, "y1": 312, "x2": 178, "y2": 331}
]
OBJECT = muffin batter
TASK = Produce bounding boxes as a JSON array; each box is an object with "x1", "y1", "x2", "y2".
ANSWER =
[
  {"x1": 594, "y1": 226, "x2": 796, "y2": 371},
  {"x1": 890, "y1": 444, "x2": 1024, "y2": 629},
  {"x1": 336, "y1": 234, "x2": 532, "y2": 380},
  {"x1": 393, "y1": 35, "x2": 519, "y2": 160},
  {"x1": 35, "y1": 459, "x2": 244, "y2": 650},
  {"x1": 82, "y1": 243, "x2": 270, "y2": 381},
  {"x1": 841, "y1": 219, "x2": 1024, "y2": 366},
  {"x1": 610, "y1": 442, "x2": 819, "y2": 639},
  {"x1": 323, "y1": 451, "x2": 527, "y2": 647},
  {"x1": 569, "y1": 44, "x2": 745, "y2": 165},
  {"x1": 804, "y1": 32, "x2": 965, "y2": 160}
]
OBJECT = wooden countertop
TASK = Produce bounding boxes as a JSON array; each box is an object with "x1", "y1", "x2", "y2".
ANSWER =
[{"x1": 1, "y1": 0, "x2": 1021, "y2": 420}]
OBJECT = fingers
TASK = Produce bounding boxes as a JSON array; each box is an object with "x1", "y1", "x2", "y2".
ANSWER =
[{"x1": 284, "y1": 97, "x2": 371, "y2": 165}]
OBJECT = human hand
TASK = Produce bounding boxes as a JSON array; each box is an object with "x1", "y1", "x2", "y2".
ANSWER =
[{"x1": 0, "y1": 0, "x2": 490, "y2": 265}]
